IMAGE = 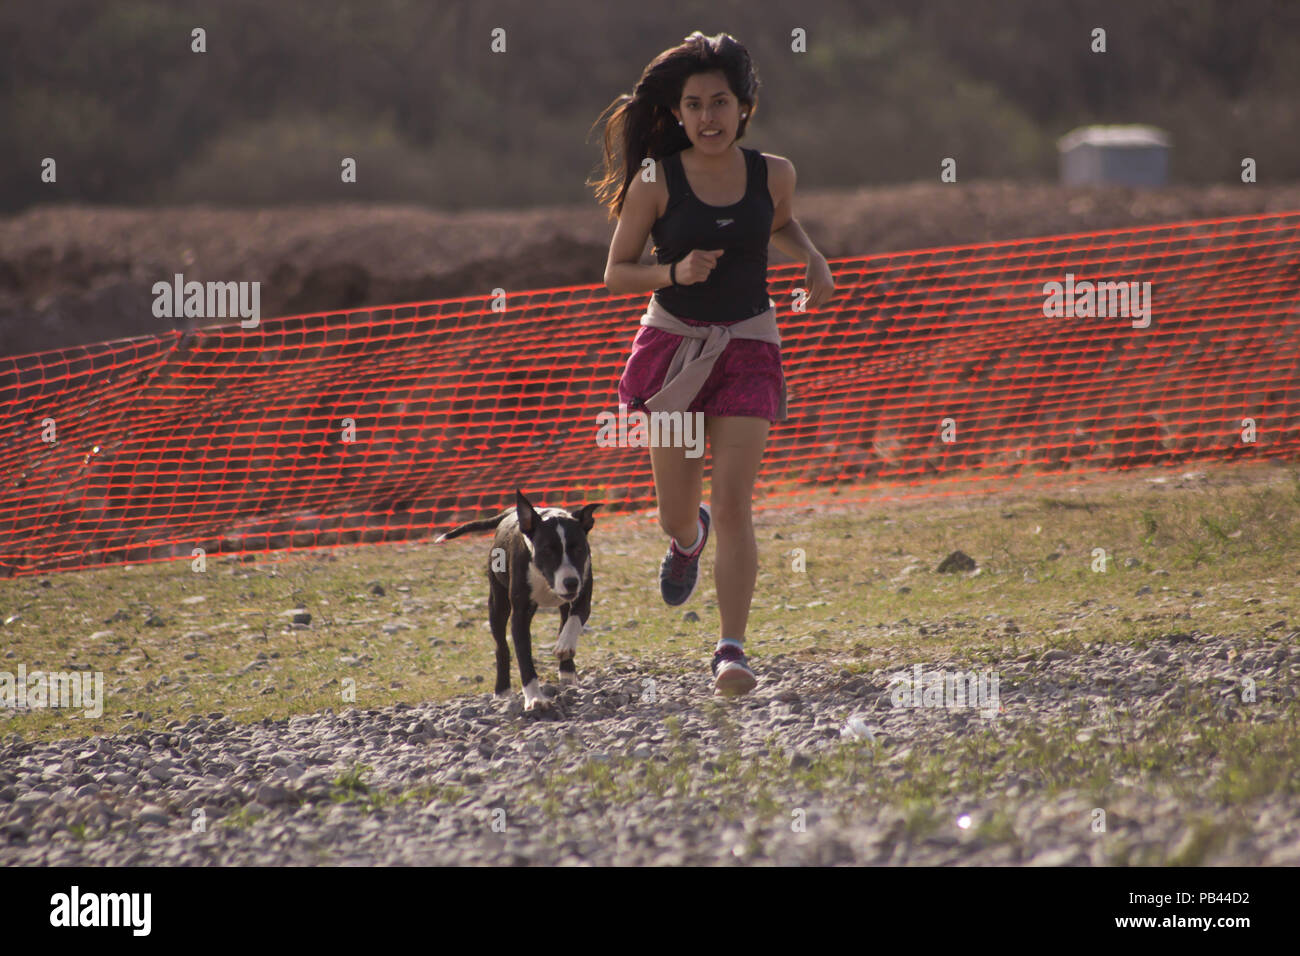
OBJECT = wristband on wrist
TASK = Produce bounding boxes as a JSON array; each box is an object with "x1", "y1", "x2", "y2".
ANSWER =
[{"x1": 669, "y1": 261, "x2": 678, "y2": 286}]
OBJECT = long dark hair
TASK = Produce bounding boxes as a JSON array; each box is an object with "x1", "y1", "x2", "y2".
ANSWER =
[{"x1": 587, "y1": 31, "x2": 760, "y2": 222}]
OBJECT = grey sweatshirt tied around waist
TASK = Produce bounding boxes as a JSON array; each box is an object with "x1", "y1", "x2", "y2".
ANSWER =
[{"x1": 635, "y1": 295, "x2": 788, "y2": 422}]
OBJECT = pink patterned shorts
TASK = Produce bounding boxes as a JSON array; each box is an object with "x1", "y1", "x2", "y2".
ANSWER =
[{"x1": 616, "y1": 315, "x2": 786, "y2": 423}]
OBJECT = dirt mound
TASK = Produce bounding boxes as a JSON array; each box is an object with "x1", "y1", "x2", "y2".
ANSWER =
[{"x1": 3, "y1": 182, "x2": 1299, "y2": 358}]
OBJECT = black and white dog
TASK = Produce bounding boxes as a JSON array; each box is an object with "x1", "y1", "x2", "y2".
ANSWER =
[{"x1": 434, "y1": 490, "x2": 601, "y2": 711}]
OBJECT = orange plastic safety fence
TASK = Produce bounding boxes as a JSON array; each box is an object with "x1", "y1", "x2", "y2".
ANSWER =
[{"x1": 1, "y1": 210, "x2": 1298, "y2": 576}]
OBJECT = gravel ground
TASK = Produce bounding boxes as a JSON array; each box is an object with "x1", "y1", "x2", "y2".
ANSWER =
[{"x1": 2, "y1": 630, "x2": 1296, "y2": 866}]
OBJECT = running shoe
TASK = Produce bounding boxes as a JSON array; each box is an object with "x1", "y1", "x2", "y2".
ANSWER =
[
  {"x1": 659, "y1": 504, "x2": 711, "y2": 606},
  {"x1": 712, "y1": 642, "x2": 757, "y2": 696}
]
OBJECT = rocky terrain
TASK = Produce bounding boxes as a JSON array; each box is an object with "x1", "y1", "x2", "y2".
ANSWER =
[{"x1": 3, "y1": 629, "x2": 1294, "y2": 865}]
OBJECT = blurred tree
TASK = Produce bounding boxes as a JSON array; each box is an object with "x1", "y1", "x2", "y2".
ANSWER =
[{"x1": 0, "y1": 0, "x2": 1296, "y2": 212}]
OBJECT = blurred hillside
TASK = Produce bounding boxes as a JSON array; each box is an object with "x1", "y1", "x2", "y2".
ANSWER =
[
  {"x1": 4, "y1": 181, "x2": 1300, "y2": 357},
  {"x1": 2, "y1": 0, "x2": 1298, "y2": 212}
]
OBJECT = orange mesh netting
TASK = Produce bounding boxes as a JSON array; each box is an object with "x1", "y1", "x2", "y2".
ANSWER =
[{"x1": 2, "y1": 210, "x2": 1298, "y2": 576}]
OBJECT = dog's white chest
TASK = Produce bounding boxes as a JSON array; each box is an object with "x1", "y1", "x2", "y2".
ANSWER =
[{"x1": 526, "y1": 563, "x2": 567, "y2": 607}]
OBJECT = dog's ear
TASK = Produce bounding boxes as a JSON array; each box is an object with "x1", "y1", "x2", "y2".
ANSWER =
[
  {"x1": 516, "y1": 488, "x2": 540, "y2": 536},
  {"x1": 571, "y1": 502, "x2": 602, "y2": 533}
]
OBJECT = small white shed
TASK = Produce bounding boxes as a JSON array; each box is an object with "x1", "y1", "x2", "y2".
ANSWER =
[{"x1": 1057, "y1": 125, "x2": 1171, "y2": 186}]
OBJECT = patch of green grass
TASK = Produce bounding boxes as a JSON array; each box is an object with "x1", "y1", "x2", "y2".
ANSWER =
[
  {"x1": 902, "y1": 799, "x2": 944, "y2": 839},
  {"x1": 1038, "y1": 496, "x2": 1092, "y2": 511},
  {"x1": 332, "y1": 763, "x2": 372, "y2": 799},
  {"x1": 379, "y1": 781, "x2": 468, "y2": 810},
  {"x1": 1139, "y1": 509, "x2": 1159, "y2": 544},
  {"x1": 65, "y1": 821, "x2": 90, "y2": 841},
  {"x1": 218, "y1": 804, "x2": 265, "y2": 831},
  {"x1": 973, "y1": 806, "x2": 1019, "y2": 845},
  {"x1": 0, "y1": 461, "x2": 1296, "y2": 746},
  {"x1": 1165, "y1": 813, "x2": 1245, "y2": 866}
]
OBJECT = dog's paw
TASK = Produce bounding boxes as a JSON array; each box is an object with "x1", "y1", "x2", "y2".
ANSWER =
[
  {"x1": 554, "y1": 616, "x2": 583, "y2": 660},
  {"x1": 522, "y1": 679, "x2": 552, "y2": 711}
]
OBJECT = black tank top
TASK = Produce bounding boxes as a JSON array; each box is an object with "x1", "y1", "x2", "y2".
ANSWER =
[{"x1": 650, "y1": 146, "x2": 774, "y2": 323}]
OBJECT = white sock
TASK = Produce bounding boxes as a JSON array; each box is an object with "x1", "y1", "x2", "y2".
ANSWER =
[
  {"x1": 716, "y1": 638, "x2": 744, "y2": 652},
  {"x1": 675, "y1": 518, "x2": 703, "y2": 553}
]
